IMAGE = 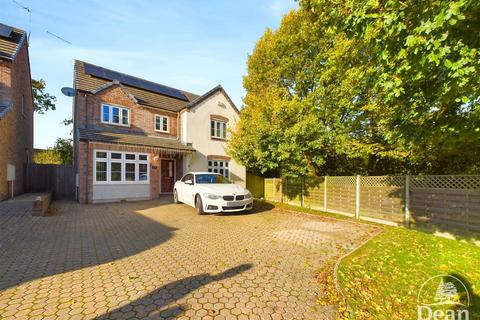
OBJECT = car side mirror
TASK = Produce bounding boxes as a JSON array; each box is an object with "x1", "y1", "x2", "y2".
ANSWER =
[{"x1": 185, "y1": 179, "x2": 193, "y2": 185}]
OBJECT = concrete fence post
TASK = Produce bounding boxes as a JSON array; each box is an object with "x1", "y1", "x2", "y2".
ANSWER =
[
  {"x1": 324, "y1": 176, "x2": 327, "y2": 211},
  {"x1": 355, "y1": 175, "x2": 360, "y2": 219},
  {"x1": 405, "y1": 175, "x2": 411, "y2": 227}
]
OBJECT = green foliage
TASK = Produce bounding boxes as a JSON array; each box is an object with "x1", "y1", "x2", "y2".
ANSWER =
[
  {"x1": 34, "y1": 149, "x2": 62, "y2": 164},
  {"x1": 32, "y1": 79, "x2": 56, "y2": 114},
  {"x1": 230, "y1": 0, "x2": 480, "y2": 175},
  {"x1": 53, "y1": 138, "x2": 73, "y2": 165},
  {"x1": 33, "y1": 138, "x2": 73, "y2": 165}
]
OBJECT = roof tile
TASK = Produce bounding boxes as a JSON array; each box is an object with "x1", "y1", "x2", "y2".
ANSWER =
[
  {"x1": 78, "y1": 127, "x2": 195, "y2": 152},
  {"x1": 74, "y1": 60, "x2": 199, "y2": 112}
]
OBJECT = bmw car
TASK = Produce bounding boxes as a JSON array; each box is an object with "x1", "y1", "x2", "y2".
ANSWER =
[{"x1": 173, "y1": 172, "x2": 253, "y2": 214}]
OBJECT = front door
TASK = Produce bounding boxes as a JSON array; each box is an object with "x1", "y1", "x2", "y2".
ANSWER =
[{"x1": 160, "y1": 159, "x2": 175, "y2": 193}]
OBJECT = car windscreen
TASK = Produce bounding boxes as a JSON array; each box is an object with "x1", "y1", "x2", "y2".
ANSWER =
[{"x1": 195, "y1": 174, "x2": 232, "y2": 184}]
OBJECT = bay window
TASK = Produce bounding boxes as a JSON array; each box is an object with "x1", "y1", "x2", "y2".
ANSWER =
[{"x1": 94, "y1": 150, "x2": 149, "y2": 184}]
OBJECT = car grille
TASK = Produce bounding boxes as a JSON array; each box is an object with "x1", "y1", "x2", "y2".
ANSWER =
[
  {"x1": 222, "y1": 205, "x2": 245, "y2": 210},
  {"x1": 235, "y1": 195, "x2": 244, "y2": 200},
  {"x1": 223, "y1": 195, "x2": 234, "y2": 201}
]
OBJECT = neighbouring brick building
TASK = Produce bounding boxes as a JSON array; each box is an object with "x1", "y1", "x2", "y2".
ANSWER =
[
  {"x1": 0, "y1": 23, "x2": 34, "y2": 201},
  {"x1": 73, "y1": 60, "x2": 245, "y2": 203}
]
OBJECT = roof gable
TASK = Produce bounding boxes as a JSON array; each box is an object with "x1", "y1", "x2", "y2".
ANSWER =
[
  {"x1": 91, "y1": 80, "x2": 139, "y2": 104},
  {"x1": 187, "y1": 85, "x2": 239, "y2": 114},
  {"x1": 0, "y1": 23, "x2": 26, "y2": 61}
]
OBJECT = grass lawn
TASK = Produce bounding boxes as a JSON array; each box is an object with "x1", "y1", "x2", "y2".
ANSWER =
[
  {"x1": 338, "y1": 227, "x2": 480, "y2": 319},
  {"x1": 268, "y1": 201, "x2": 480, "y2": 319}
]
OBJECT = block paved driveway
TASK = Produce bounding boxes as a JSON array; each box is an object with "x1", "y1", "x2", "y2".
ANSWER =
[{"x1": 0, "y1": 195, "x2": 378, "y2": 320}]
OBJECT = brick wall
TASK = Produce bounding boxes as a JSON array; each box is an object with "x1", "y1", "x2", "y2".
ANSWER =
[
  {"x1": 74, "y1": 86, "x2": 178, "y2": 138},
  {"x1": 0, "y1": 44, "x2": 34, "y2": 201}
]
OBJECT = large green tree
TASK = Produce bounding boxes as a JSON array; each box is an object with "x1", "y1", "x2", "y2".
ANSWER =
[
  {"x1": 230, "y1": 0, "x2": 480, "y2": 176},
  {"x1": 32, "y1": 79, "x2": 56, "y2": 114}
]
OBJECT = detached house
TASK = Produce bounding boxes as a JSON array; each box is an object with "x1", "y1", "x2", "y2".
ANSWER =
[
  {"x1": 73, "y1": 60, "x2": 245, "y2": 204},
  {"x1": 0, "y1": 23, "x2": 34, "y2": 201}
]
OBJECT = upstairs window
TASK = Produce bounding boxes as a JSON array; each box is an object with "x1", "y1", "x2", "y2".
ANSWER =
[
  {"x1": 101, "y1": 104, "x2": 130, "y2": 126},
  {"x1": 154, "y1": 115, "x2": 169, "y2": 133},
  {"x1": 211, "y1": 120, "x2": 227, "y2": 139}
]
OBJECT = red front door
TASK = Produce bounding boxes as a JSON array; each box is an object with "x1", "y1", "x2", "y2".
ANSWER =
[{"x1": 161, "y1": 159, "x2": 175, "y2": 193}]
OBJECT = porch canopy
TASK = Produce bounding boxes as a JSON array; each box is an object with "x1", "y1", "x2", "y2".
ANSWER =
[{"x1": 78, "y1": 127, "x2": 195, "y2": 156}]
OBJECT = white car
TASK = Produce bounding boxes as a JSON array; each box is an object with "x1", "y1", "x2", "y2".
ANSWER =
[{"x1": 173, "y1": 172, "x2": 253, "y2": 214}]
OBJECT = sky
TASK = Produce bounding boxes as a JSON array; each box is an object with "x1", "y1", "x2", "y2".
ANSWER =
[{"x1": 1, "y1": 0, "x2": 297, "y2": 148}]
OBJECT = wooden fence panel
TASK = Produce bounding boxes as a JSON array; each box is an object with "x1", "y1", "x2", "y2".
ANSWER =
[
  {"x1": 264, "y1": 178, "x2": 282, "y2": 203},
  {"x1": 304, "y1": 176, "x2": 325, "y2": 210},
  {"x1": 410, "y1": 188, "x2": 480, "y2": 232},
  {"x1": 360, "y1": 176, "x2": 405, "y2": 223},
  {"x1": 246, "y1": 172, "x2": 265, "y2": 198},
  {"x1": 284, "y1": 177, "x2": 302, "y2": 206},
  {"x1": 326, "y1": 176, "x2": 356, "y2": 215},
  {"x1": 26, "y1": 164, "x2": 75, "y2": 199}
]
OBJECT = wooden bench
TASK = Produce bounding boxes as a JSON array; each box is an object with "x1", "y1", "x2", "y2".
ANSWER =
[{"x1": 32, "y1": 192, "x2": 53, "y2": 216}]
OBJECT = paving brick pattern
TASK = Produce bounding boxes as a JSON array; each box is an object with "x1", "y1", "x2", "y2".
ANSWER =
[{"x1": 0, "y1": 197, "x2": 377, "y2": 319}]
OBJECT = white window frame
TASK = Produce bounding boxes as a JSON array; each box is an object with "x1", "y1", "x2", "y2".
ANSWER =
[
  {"x1": 101, "y1": 103, "x2": 130, "y2": 127},
  {"x1": 154, "y1": 115, "x2": 169, "y2": 133},
  {"x1": 93, "y1": 150, "x2": 149, "y2": 184},
  {"x1": 207, "y1": 159, "x2": 230, "y2": 178},
  {"x1": 210, "y1": 120, "x2": 227, "y2": 139}
]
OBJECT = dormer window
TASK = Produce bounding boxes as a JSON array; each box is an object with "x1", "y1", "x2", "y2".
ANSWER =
[
  {"x1": 154, "y1": 115, "x2": 169, "y2": 133},
  {"x1": 101, "y1": 103, "x2": 129, "y2": 126}
]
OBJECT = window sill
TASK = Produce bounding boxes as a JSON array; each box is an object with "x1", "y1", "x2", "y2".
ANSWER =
[
  {"x1": 154, "y1": 129, "x2": 170, "y2": 134},
  {"x1": 100, "y1": 121, "x2": 131, "y2": 128},
  {"x1": 93, "y1": 181, "x2": 150, "y2": 185},
  {"x1": 210, "y1": 136, "x2": 228, "y2": 141}
]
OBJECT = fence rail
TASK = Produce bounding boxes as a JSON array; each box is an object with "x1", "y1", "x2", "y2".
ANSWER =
[{"x1": 261, "y1": 175, "x2": 480, "y2": 236}]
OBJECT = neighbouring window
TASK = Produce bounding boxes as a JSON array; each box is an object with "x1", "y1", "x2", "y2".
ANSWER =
[
  {"x1": 207, "y1": 160, "x2": 229, "y2": 178},
  {"x1": 154, "y1": 115, "x2": 169, "y2": 133},
  {"x1": 210, "y1": 120, "x2": 227, "y2": 139},
  {"x1": 94, "y1": 150, "x2": 149, "y2": 184},
  {"x1": 101, "y1": 104, "x2": 130, "y2": 126}
]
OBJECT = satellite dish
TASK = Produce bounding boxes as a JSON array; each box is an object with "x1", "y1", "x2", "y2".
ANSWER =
[{"x1": 61, "y1": 87, "x2": 77, "y2": 97}]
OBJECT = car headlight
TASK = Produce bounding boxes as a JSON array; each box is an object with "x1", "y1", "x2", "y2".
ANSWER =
[
  {"x1": 203, "y1": 193, "x2": 221, "y2": 200},
  {"x1": 244, "y1": 192, "x2": 252, "y2": 199}
]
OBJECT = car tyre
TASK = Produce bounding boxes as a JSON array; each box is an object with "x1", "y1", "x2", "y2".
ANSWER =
[
  {"x1": 195, "y1": 195, "x2": 205, "y2": 215},
  {"x1": 173, "y1": 190, "x2": 180, "y2": 204}
]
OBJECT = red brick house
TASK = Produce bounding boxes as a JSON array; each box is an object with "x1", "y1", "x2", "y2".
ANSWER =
[
  {"x1": 0, "y1": 23, "x2": 34, "y2": 201},
  {"x1": 73, "y1": 61, "x2": 246, "y2": 203}
]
